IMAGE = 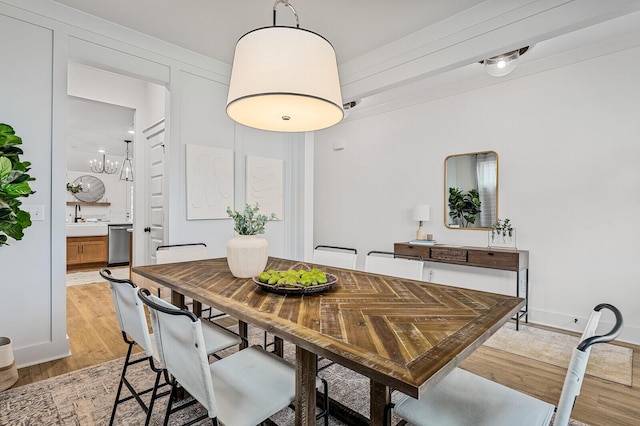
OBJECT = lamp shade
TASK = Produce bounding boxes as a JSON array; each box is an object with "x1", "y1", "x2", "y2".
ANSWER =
[
  {"x1": 226, "y1": 26, "x2": 344, "y2": 132},
  {"x1": 412, "y1": 204, "x2": 430, "y2": 222}
]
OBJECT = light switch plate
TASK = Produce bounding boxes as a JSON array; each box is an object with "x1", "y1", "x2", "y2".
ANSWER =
[{"x1": 23, "y1": 205, "x2": 45, "y2": 221}]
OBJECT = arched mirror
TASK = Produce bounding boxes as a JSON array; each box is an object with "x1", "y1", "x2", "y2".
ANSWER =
[{"x1": 444, "y1": 151, "x2": 498, "y2": 229}]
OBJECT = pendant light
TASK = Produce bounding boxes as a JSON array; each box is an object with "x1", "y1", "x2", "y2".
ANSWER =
[
  {"x1": 226, "y1": 0, "x2": 344, "y2": 132},
  {"x1": 119, "y1": 140, "x2": 133, "y2": 182}
]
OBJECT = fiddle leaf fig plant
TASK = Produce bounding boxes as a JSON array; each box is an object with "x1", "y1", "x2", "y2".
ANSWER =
[
  {"x1": 448, "y1": 187, "x2": 482, "y2": 228},
  {"x1": 0, "y1": 124, "x2": 35, "y2": 246},
  {"x1": 227, "y1": 203, "x2": 277, "y2": 235}
]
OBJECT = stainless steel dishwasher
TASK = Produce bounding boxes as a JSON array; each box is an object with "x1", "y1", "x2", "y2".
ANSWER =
[{"x1": 108, "y1": 224, "x2": 131, "y2": 266}]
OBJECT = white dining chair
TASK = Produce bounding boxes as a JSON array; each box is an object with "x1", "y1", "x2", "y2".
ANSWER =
[
  {"x1": 313, "y1": 245, "x2": 358, "y2": 269},
  {"x1": 364, "y1": 250, "x2": 424, "y2": 281},
  {"x1": 138, "y1": 287, "x2": 328, "y2": 426},
  {"x1": 155, "y1": 243, "x2": 226, "y2": 321},
  {"x1": 155, "y1": 242, "x2": 209, "y2": 264},
  {"x1": 388, "y1": 303, "x2": 624, "y2": 426},
  {"x1": 100, "y1": 268, "x2": 242, "y2": 426}
]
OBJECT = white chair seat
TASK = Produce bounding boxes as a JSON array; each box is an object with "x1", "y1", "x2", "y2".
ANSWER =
[
  {"x1": 201, "y1": 320, "x2": 242, "y2": 354},
  {"x1": 210, "y1": 346, "x2": 296, "y2": 426},
  {"x1": 394, "y1": 368, "x2": 554, "y2": 426}
]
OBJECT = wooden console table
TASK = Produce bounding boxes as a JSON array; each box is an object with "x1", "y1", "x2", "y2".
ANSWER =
[{"x1": 394, "y1": 242, "x2": 529, "y2": 329}]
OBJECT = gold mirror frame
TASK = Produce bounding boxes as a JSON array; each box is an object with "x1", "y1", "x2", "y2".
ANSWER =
[{"x1": 444, "y1": 151, "x2": 498, "y2": 230}]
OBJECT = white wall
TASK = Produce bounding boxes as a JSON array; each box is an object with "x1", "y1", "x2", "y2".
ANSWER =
[
  {"x1": 314, "y1": 43, "x2": 640, "y2": 343},
  {"x1": 0, "y1": 12, "x2": 67, "y2": 365},
  {"x1": 0, "y1": 0, "x2": 310, "y2": 366}
]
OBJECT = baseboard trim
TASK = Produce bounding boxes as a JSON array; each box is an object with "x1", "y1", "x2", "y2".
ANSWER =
[
  {"x1": 14, "y1": 337, "x2": 71, "y2": 368},
  {"x1": 528, "y1": 309, "x2": 639, "y2": 346}
]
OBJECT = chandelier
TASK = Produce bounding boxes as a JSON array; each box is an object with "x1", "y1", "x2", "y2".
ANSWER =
[{"x1": 89, "y1": 151, "x2": 118, "y2": 174}]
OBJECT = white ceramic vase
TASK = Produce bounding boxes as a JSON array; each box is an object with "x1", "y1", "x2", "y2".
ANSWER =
[{"x1": 226, "y1": 235, "x2": 269, "y2": 278}]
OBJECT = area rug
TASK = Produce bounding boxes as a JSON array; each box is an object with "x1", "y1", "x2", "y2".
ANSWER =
[
  {"x1": 484, "y1": 323, "x2": 633, "y2": 386},
  {"x1": 0, "y1": 327, "x2": 589, "y2": 426},
  {"x1": 66, "y1": 267, "x2": 129, "y2": 287}
]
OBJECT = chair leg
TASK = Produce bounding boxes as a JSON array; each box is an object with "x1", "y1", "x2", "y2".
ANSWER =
[
  {"x1": 109, "y1": 341, "x2": 134, "y2": 425},
  {"x1": 111, "y1": 334, "x2": 170, "y2": 426},
  {"x1": 384, "y1": 402, "x2": 395, "y2": 426},
  {"x1": 318, "y1": 377, "x2": 329, "y2": 426},
  {"x1": 144, "y1": 369, "x2": 164, "y2": 426},
  {"x1": 163, "y1": 379, "x2": 178, "y2": 426}
]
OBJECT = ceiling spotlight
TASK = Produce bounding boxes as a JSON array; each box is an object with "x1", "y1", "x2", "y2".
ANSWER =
[{"x1": 481, "y1": 47, "x2": 529, "y2": 77}]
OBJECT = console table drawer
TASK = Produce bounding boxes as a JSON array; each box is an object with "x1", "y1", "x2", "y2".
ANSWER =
[
  {"x1": 468, "y1": 250, "x2": 519, "y2": 269},
  {"x1": 431, "y1": 247, "x2": 468, "y2": 262}
]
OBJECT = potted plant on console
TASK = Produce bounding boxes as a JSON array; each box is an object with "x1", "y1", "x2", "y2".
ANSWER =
[{"x1": 226, "y1": 203, "x2": 277, "y2": 278}]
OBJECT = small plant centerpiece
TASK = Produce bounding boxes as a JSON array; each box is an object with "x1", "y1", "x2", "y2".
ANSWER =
[
  {"x1": 0, "y1": 124, "x2": 35, "y2": 247},
  {"x1": 489, "y1": 218, "x2": 516, "y2": 248},
  {"x1": 448, "y1": 187, "x2": 482, "y2": 228},
  {"x1": 226, "y1": 203, "x2": 277, "y2": 278}
]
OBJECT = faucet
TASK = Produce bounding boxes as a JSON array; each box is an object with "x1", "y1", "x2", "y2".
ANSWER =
[{"x1": 74, "y1": 204, "x2": 81, "y2": 223}]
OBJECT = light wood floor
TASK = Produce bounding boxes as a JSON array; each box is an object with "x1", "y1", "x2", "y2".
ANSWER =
[{"x1": 15, "y1": 281, "x2": 640, "y2": 425}]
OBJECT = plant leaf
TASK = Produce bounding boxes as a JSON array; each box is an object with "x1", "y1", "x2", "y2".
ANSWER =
[{"x1": 0, "y1": 157, "x2": 10, "y2": 180}]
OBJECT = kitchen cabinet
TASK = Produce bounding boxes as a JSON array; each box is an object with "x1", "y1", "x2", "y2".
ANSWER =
[{"x1": 67, "y1": 236, "x2": 108, "y2": 268}]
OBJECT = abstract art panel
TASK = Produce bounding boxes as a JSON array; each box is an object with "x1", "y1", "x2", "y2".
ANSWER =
[
  {"x1": 186, "y1": 144, "x2": 234, "y2": 220},
  {"x1": 246, "y1": 155, "x2": 283, "y2": 220}
]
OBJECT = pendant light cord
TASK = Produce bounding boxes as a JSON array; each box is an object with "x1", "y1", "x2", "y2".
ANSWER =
[{"x1": 273, "y1": 0, "x2": 299, "y2": 28}]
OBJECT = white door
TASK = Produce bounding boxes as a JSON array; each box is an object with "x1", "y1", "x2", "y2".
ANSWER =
[{"x1": 143, "y1": 119, "x2": 165, "y2": 264}]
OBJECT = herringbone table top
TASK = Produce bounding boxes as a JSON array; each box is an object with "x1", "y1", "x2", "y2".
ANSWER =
[{"x1": 133, "y1": 257, "x2": 524, "y2": 398}]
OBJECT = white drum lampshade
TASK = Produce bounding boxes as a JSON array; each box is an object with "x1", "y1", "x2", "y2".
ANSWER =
[{"x1": 226, "y1": 3, "x2": 344, "y2": 132}]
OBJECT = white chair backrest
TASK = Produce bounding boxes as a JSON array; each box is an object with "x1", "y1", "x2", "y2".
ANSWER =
[
  {"x1": 141, "y1": 290, "x2": 219, "y2": 418},
  {"x1": 364, "y1": 251, "x2": 423, "y2": 281},
  {"x1": 313, "y1": 245, "x2": 357, "y2": 269},
  {"x1": 156, "y1": 244, "x2": 208, "y2": 264},
  {"x1": 101, "y1": 271, "x2": 154, "y2": 359},
  {"x1": 554, "y1": 304, "x2": 623, "y2": 426}
]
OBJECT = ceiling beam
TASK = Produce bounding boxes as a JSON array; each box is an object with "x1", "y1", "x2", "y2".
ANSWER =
[{"x1": 339, "y1": 0, "x2": 640, "y2": 102}]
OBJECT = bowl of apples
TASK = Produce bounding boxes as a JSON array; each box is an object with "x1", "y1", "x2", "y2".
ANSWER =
[{"x1": 253, "y1": 264, "x2": 338, "y2": 295}]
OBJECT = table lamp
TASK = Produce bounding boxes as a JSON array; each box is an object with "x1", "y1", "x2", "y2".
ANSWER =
[{"x1": 412, "y1": 204, "x2": 430, "y2": 240}]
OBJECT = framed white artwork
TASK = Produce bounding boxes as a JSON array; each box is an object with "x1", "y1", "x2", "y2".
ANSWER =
[
  {"x1": 185, "y1": 144, "x2": 234, "y2": 220},
  {"x1": 246, "y1": 155, "x2": 283, "y2": 220}
]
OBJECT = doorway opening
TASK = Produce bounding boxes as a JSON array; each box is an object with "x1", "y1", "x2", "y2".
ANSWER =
[{"x1": 66, "y1": 62, "x2": 167, "y2": 277}]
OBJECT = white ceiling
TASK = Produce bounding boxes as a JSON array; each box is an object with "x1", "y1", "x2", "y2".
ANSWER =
[
  {"x1": 52, "y1": 0, "x2": 486, "y2": 65},
  {"x1": 60, "y1": 0, "x2": 640, "y2": 169},
  {"x1": 67, "y1": 97, "x2": 134, "y2": 171}
]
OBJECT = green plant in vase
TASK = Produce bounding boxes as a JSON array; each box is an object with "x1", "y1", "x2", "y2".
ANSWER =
[
  {"x1": 66, "y1": 182, "x2": 83, "y2": 194},
  {"x1": 226, "y1": 203, "x2": 277, "y2": 278},
  {"x1": 491, "y1": 218, "x2": 514, "y2": 243},
  {"x1": 226, "y1": 203, "x2": 277, "y2": 235}
]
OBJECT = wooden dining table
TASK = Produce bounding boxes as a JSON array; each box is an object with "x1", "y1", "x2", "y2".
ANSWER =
[{"x1": 132, "y1": 257, "x2": 524, "y2": 426}]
